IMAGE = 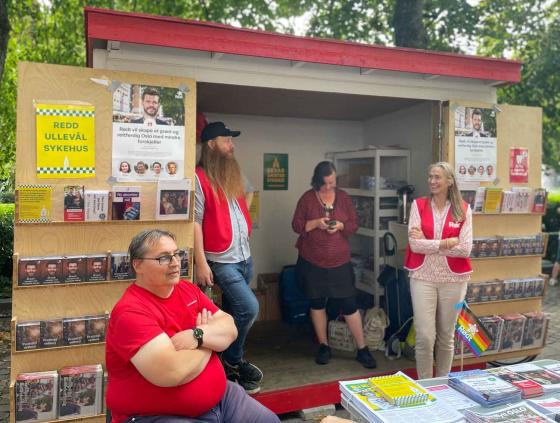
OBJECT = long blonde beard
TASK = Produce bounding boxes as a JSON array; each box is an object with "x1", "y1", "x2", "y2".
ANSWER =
[{"x1": 200, "y1": 145, "x2": 244, "y2": 200}]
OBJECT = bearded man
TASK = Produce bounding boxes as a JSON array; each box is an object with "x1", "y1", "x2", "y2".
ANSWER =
[{"x1": 194, "y1": 121, "x2": 262, "y2": 394}]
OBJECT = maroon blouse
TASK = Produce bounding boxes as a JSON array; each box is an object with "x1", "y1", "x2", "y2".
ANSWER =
[{"x1": 292, "y1": 188, "x2": 358, "y2": 268}]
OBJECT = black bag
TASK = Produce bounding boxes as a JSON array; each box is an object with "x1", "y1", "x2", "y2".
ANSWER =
[{"x1": 377, "y1": 232, "x2": 413, "y2": 342}]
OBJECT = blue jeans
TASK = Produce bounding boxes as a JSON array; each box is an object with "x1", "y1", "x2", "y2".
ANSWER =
[{"x1": 209, "y1": 258, "x2": 258, "y2": 364}]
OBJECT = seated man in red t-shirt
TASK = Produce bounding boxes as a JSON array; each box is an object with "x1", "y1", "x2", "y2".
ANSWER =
[{"x1": 106, "y1": 229, "x2": 279, "y2": 423}]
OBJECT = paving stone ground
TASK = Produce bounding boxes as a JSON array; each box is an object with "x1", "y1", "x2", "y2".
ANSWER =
[{"x1": 1, "y1": 284, "x2": 559, "y2": 423}]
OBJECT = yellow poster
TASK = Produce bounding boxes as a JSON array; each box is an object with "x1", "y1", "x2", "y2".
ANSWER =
[
  {"x1": 36, "y1": 103, "x2": 95, "y2": 178},
  {"x1": 16, "y1": 184, "x2": 53, "y2": 223},
  {"x1": 249, "y1": 190, "x2": 260, "y2": 229}
]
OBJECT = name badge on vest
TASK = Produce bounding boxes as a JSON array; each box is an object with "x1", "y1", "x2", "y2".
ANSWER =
[{"x1": 449, "y1": 221, "x2": 460, "y2": 228}]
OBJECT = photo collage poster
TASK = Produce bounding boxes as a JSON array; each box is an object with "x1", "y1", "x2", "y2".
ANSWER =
[
  {"x1": 454, "y1": 106, "x2": 497, "y2": 182},
  {"x1": 112, "y1": 84, "x2": 186, "y2": 181}
]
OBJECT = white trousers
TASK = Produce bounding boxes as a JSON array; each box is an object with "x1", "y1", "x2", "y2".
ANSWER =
[{"x1": 410, "y1": 278, "x2": 467, "y2": 379}]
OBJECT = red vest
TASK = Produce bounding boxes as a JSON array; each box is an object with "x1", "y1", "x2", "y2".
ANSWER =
[
  {"x1": 404, "y1": 197, "x2": 472, "y2": 275},
  {"x1": 195, "y1": 167, "x2": 252, "y2": 254}
]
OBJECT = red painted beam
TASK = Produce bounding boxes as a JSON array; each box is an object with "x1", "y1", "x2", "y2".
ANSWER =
[{"x1": 84, "y1": 7, "x2": 521, "y2": 84}]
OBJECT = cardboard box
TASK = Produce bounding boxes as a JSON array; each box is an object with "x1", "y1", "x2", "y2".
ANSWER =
[
  {"x1": 252, "y1": 289, "x2": 267, "y2": 322},
  {"x1": 257, "y1": 273, "x2": 282, "y2": 321}
]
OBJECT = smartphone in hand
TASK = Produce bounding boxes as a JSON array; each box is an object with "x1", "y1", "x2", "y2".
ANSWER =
[{"x1": 327, "y1": 219, "x2": 337, "y2": 228}]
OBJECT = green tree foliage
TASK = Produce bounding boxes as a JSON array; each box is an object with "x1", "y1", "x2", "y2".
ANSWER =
[{"x1": 0, "y1": 0, "x2": 558, "y2": 188}]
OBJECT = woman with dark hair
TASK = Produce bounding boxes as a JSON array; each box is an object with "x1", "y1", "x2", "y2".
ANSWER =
[{"x1": 292, "y1": 161, "x2": 376, "y2": 368}]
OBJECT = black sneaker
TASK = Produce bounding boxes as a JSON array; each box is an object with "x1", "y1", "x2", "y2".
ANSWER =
[
  {"x1": 315, "y1": 343, "x2": 331, "y2": 365},
  {"x1": 238, "y1": 360, "x2": 264, "y2": 383},
  {"x1": 223, "y1": 359, "x2": 263, "y2": 394},
  {"x1": 356, "y1": 346, "x2": 377, "y2": 369}
]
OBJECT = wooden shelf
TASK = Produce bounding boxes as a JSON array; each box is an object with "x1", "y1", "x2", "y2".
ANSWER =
[
  {"x1": 343, "y1": 188, "x2": 399, "y2": 197},
  {"x1": 14, "y1": 278, "x2": 131, "y2": 290},
  {"x1": 471, "y1": 254, "x2": 542, "y2": 261},
  {"x1": 469, "y1": 297, "x2": 542, "y2": 315},
  {"x1": 16, "y1": 218, "x2": 191, "y2": 226},
  {"x1": 452, "y1": 347, "x2": 544, "y2": 366}
]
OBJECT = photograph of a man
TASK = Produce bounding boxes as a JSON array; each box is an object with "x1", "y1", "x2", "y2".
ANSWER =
[
  {"x1": 18, "y1": 260, "x2": 41, "y2": 286},
  {"x1": 86, "y1": 257, "x2": 107, "y2": 282},
  {"x1": 41, "y1": 319, "x2": 64, "y2": 348},
  {"x1": 466, "y1": 109, "x2": 487, "y2": 137},
  {"x1": 42, "y1": 260, "x2": 62, "y2": 284},
  {"x1": 63, "y1": 318, "x2": 87, "y2": 345},
  {"x1": 63, "y1": 258, "x2": 85, "y2": 283},
  {"x1": 131, "y1": 88, "x2": 169, "y2": 126}
]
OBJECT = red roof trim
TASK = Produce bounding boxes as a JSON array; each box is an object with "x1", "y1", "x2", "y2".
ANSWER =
[{"x1": 84, "y1": 7, "x2": 521, "y2": 83}]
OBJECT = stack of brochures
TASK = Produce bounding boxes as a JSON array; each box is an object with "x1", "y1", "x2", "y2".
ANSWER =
[
  {"x1": 506, "y1": 363, "x2": 560, "y2": 393},
  {"x1": 527, "y1": 397, "x2": 560, "y2": 422},
  {"x1": 487, "y1": 367, "x2": 544, "y2": 398},
  {"x1": 462, "y1": 401, "x2": 555, "y2": 422},
  {"x1": 339, "y1": 372, "x2": 464, "y2": 423},
  {"x1": 448, "y1": 369, "x2": 522, "y2": 406}
]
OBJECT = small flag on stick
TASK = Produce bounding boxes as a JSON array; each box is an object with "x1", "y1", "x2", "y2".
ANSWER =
[{"x1": 455, "y1": 301, "x2": 492, "y2": 357}]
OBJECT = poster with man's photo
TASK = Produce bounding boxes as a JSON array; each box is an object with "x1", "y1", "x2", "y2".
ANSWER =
[
  {"x1": 454, "y1": 106, "x2": 497, "y2": 182},
  {"x1": 112, "y1": 84, "x2": 185, "y2": 181}
]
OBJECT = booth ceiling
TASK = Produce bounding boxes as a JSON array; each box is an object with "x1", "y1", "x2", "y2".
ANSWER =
[{"x1": 197, "y1": 83, "x2": 423, "y2": 121}]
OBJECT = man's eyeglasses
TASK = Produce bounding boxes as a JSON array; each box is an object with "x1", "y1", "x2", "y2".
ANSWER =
[{"x1": 140, "y1": 250, "x2": 186, "y2": 266}]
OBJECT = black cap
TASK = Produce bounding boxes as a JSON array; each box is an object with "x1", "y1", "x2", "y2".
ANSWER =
[{"x1": 200, "y1": 122, "x2": 241, "y2": 142}]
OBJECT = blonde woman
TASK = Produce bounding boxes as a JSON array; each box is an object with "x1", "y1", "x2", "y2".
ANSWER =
[{"x1": 404, "y1": 162, "x2": 473, "y2": 379}]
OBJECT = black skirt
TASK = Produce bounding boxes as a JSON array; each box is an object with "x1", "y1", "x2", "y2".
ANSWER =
[{"x1": 295, "y1": 255, "x2": 356, "y2": 300}]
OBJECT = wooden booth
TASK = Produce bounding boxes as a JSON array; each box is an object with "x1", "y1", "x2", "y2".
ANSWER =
[{"x1": 9, "y1": 6, "x2": 546, "y2": 421}]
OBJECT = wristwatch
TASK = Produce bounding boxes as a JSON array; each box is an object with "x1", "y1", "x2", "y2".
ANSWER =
[{"x1": 193, "y1": 327, "x2": 204, "y2": 348}]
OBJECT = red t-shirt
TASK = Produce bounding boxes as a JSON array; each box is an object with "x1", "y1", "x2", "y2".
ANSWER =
[{"x1": 106, "y1": 281, "x2": 225, "y2": 423}]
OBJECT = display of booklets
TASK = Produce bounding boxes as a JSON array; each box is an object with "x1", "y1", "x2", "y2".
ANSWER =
[
  {"x1": 111, "y1": 186, "x2": 141, "y2": 220},
  {"x1": 41, "y1": 257, "x2": 63, "y2": 284},
  {"x1": 85, "y1": 314, "x2": 108, "y2": 344},
  {"x1": 541, "y1": 364, "x2": 560, "y2": 378},
  {"x1": 156, "y1": 179, "x2": 192, "y2": 220},
  {"x1": 84, "y1": 190, "x2": 109, "y2": 221},
  {"x1": 483, "y1": 188, "x2": 503, "y2": 213},
  {"x1": 367, "y1": 371, "x2": 431, "y2": 407},
  {"x1": 522, "y1": 312, "x2": 548, "y2": 349},
  {"x1": 16, "y1": 184, "x2": 53, "y2": 223},
  {"x1": 40, "y1": 318, "x2": 64, "y2": 348},
  {"x1": 63, "y1": 185, "x2": 85, "y2": 221},
  {"x1": 479, "y1": 315, "x2": 504, "y2": 354},
  {"x1": 500, "y1": 313, "x2": 526, "y2": 352},
  {"x1": 180, "y1": 247, "x2": 190, "y2": 277},
  {"x1": 339, "y1": 377, "x2": 463, "y2": 423},
  {"x1": 532, "y1": 189, "x2": 548, "y2": 214},
  {"x1": 86, "y1": 255, "x2": 108, "y2": 282},
  {"x1": 511, "y1": 187, "x2": 532, "y2": 212},
  {"x1": 487, "y1": 367, "x2": 544, "y2": 398},
  {"x1": 15, "y1": 370, "x2": 58, "y2": 422},
  {"x1": 17, "y1": 257, "x2": 43, "y2": 287},
  {"x1": 462, "y1": 401, "x2": 555, "y2": 422},
  {"x1": 58, "y1": 364, "x2": 103, "y2": 419},
  {"x1": 460, "y1": 190, "x2": 477, "y2": 210},
  {"x1": 62, "y1": 317, "x2": 86, "y2": 346},
  {"x1": 447, "y1": 369, "x2": 522, "y2": 406},
  {"x1": 63, "y1": 256, "x2": 86, "y2": 283},
  {"x1": 15, "y1": 321, "x2": 41, "y2": 351},
  {"x1": 473, "y1": 187, "x2": 486, "y2": 213},
  {"x1": 528, "y1": 397, "x2": 560, "y2": 421},
  {"x1": 506, "y1": 364, "x2": 560, "y2": 393},
  {"x1": 111, "y1": 253, "x2": 134, "y2": 280}
]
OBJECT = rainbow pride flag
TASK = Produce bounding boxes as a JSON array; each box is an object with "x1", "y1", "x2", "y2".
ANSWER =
[{"x1": 455, "y1": 302, "x2": 492, "y2": 357}]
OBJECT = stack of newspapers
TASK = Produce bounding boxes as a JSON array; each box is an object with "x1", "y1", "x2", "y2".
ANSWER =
[
  {"x1": 339, "y1": 371, "x2": 464, "y2": 423},
  {"x1": 448, "y1": 369, "x2": 522, "y2": 407},
  {"x1": 462, "y1": 401, "x2": 555, "y2": 422}
]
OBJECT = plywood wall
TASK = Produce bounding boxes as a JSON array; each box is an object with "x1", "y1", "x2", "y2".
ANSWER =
[{"x1": 11, "y1": 62, "x2": 196, "y2": 422}]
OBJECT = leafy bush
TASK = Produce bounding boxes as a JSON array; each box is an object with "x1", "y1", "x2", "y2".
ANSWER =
[{"x1": 0, "y1": 204, "x2": 14, "y2": 295}]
